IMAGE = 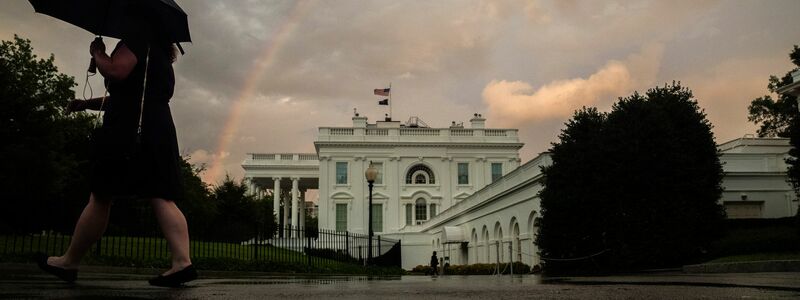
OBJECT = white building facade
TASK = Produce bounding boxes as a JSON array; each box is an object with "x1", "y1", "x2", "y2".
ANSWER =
[
  {"x1": 242, "y1": 114, "x2": 798, "y2": 269},
  {"x1": 315, "y1": 114, "x2": 522, "y2": 235}
]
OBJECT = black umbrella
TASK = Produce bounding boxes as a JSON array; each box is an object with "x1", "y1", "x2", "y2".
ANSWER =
[{"x1": 29, "y1": 0, "x2": 190, "y2": 50}]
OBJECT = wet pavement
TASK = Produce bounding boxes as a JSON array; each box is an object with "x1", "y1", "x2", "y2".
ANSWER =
[{"x1": 1, "y1": 265, "x2": 799, "y2": 299}]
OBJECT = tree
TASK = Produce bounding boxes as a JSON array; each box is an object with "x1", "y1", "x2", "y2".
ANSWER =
[
  {"x1": 0, "y1": 35, "x2": 94, "y2": 233},
  {"x1": 747, "y1": 45, "x2": 800, "y2": 137},
  {"x1": 206, "y1": 176, "x2": 276, "y2": 242},
  {"x1": 537, "y1": 83, "x2": 725, "y2": 272},
  {"x1": 175, "y1": 157, "x2": 216, "y2": 239}
]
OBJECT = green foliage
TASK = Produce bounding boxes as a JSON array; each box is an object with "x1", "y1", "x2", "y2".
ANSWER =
[
  {"x1": 206, "y1": 176, "x2": 276, "y2": 242},
  {"x1": 175, "y1": 158, "x2": 215, "y2": 238},
  {"x1": 538, "y1": 83, "x2": 725, "y2": 272},
  {"x1": 706, "y1": 218, "x2": 800, "y2": 259},
  {"x1": 410, "y1": 262, "x2": 532, "y2": 275},
  {"x1": 0, "y1": 35, "x2": 94, "y2": 233},
  {"x1": 747, "y1": 45, "x2": 800, "y2": 137},
  {"x1": 776, "y1": 46, "x2": 800, "y2": 217}
]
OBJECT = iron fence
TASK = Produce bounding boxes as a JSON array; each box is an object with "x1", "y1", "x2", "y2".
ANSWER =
[{"x1": 0, "y1": 225, "x2": 401, "y2": 269}]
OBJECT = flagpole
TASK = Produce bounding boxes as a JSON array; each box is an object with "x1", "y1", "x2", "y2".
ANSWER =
[{"x1": 389, "y1": 82, "x2": 392, "y2": 121}]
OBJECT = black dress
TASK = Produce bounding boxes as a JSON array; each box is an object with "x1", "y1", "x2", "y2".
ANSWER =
[{"x1": 90, "y1": 39, "x2": 184, "y2": 201}]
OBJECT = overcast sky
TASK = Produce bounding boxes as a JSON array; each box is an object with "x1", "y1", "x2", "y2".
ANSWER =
[{"x1": 3, "y1": 0, "x2": 800, "y2": 184}]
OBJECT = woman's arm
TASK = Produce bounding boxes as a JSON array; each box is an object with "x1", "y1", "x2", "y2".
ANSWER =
[
  {"x1": 91, "y1": 40, "x2": 138, "y2": 81},
  {"x1": 66, "y1": 96, "x2": 111, "y2": 113}
]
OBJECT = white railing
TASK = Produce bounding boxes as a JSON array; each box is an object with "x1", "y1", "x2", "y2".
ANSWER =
[
  {"x1": 366, "y1": 128, "x2": 389, "y2": 136},
  {"x1": 330, "y1": 128, "x2": 354, "y2": 135},
  {"x1": 299, "y1": 154, "x2": 319, "y2": 160},
  {"x1": 248, "y1": 153, "x2": 318, "y2": 161},
  {"x1": 400, "y1": 128, "x2": 439, "y2": 136},
  {"x1": 485, "y1": 129, "x2": 507, "y2": 136},
  {"x1": 252, "y1": 154, "x2": 275, "y2": 160},
  {"x1": 451, "y1": 129, "x2": 473, "y2": 136}
]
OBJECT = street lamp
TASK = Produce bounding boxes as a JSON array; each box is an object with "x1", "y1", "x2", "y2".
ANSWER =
[{"x1": 365, "y1": 161, "x2": 378, "y2": 265}]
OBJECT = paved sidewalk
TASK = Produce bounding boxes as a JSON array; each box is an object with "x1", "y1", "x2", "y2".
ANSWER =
[{"x1": 1, "y1": 264, "x2": 799, "y2": 299}]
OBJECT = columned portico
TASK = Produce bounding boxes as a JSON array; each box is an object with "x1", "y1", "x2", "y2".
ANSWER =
[{"x1": 242, "y1": 153, "x2": 320, "y2": 237}]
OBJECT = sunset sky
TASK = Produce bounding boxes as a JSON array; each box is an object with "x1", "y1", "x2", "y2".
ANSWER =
[{"x1": 2, "y1": 0, "x2": 799, "y2": 184}]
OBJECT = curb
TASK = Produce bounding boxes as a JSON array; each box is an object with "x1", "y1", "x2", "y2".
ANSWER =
[{"x1": 683, "y1": 260, "x2": 800, "y2": 273}]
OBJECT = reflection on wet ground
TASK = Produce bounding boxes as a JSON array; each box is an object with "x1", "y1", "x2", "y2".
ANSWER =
[{"x1": 1, "y1": 266, "x2": 799, "y2": 299}]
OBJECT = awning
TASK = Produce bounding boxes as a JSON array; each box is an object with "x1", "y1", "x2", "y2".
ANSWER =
[{"x1": 441, "y1": 226, "x2": 467, "y2": 244}]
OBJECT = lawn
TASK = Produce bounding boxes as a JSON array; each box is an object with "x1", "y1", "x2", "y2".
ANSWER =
[
  {"x1": 0, "y1": 234, "x2": 404, "y2": 274},
  {"x1": 703, "y1": 218, "x2": 800, "y2": 264}
]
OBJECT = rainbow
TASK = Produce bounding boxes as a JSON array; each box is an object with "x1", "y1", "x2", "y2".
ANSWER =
[{"x1": 204, "y1": 0, "x2": 314, "y2": 184}]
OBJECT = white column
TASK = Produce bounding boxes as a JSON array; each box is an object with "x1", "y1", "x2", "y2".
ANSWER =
[
  {"x1": 425, "y1": 203, "x2": 430, "y2": 222},
  {"x1": 299, "y1": 189, "x2": 306, "y2": 229},
  {"x1": 245, "y1": 177, "x2": 254, "y2": 196},
  {"x1": 411, "y1": 204, "x2": 416, "y2": 225},
  {"x1": 291, "y1": 177, "x2": 299, "y2": 233},
  {"x1": 272, "y1": 177, "x2": 281, "y2": 224},
  {"x1": 282, "y1": 190, "x2": 289, "y2": 234}
]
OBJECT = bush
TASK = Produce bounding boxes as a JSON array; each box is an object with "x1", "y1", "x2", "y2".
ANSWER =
[
  {"x1": 410, "y1": 262, "x2": 532, "y2": 275},
  {"x1": 706, "y1": 217, "x2": 800, "y2": 259},
  {"x1": 303, "y1": 248, "x2": 358, "y2": 263}
]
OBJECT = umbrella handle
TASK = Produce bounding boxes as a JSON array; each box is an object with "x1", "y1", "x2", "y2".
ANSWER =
[{"x1": 87, "y1": 36, "x2": 103, "y2": 74}]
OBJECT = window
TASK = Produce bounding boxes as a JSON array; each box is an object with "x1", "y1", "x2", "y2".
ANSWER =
[
  {"x1": 335, "y1": 162, "x2": 348, "y2": 184},
  {"x1": 406, "y1": 164, "x2": 435, "y2": 184},
  {"x1": 405, "y1": 204, "x2": 412, "y2": 225},
  {"x1": 491, "y1": 163, "x2": 503, "y2": 182},
  {"x1": 458, "y1": 163, "x2": 469, "y2": 184},
  {"x1": 724, "y1": 201, "x2": 764, "y2": 219},
  {"x1": 335, "y1": 203, "x2": 347, "y2": 231},
  {"x1": 415, "y1": 198, "x2": 427, "y2": 222},
  {"x1": 372, "y1": 162, "x2": 383, "y2": 185},
  {"x1": 415, "y1": 174, "x2": 426, "y2": 184},
  {"x1": 430, "y1": 204, "x2": 437, "y2": 218},
  {"x1": 372, "y1": 204, "x2": 383, "y2": 233}
]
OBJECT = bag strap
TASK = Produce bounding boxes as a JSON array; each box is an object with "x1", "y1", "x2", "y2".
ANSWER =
[{"x1": 137, "y1": 46, "x2": 151, "y2": 136}]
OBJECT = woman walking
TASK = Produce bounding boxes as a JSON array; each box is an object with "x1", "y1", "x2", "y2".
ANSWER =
[{"x1": 37, "y1": 9, "x2": 196, "y2": 287}]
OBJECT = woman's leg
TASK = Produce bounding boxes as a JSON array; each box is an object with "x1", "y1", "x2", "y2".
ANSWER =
[
  {"x1": 49, "y1": 193, "x2": 112, "y2": 269},
  {"x1": 151, "y1": 198, "x2": 192, "y2": 275}
]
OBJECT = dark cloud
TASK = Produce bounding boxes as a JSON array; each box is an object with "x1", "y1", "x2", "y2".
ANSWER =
[{"x1": 3, "y1": 0, "x2": 799, "y2": 182}]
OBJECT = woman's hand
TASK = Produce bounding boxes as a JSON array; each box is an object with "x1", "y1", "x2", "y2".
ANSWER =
[
  {"x1": 66, "y1": 100, "x2": 87, "y2": 114},
  {"x1": 90, "y1": 38, "x2": 106, "y2": 57}
]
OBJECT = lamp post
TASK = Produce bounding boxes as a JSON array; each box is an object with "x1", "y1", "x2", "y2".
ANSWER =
[{"x1": 365, "y1": 161, "x2": 378, "y2": 265}]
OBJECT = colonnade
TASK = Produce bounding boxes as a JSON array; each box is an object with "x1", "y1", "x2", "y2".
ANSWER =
[{"x1": 246, "y1": 176, "x2": 308, "y2": 237}]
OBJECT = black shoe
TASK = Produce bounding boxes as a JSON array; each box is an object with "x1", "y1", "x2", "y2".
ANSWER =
[
  {"x1": 35, "y1": 253, "x2": 77, "y2": 283},
  {"x1": 148, "y1": 265, "x2": 198, "y2": 287}
]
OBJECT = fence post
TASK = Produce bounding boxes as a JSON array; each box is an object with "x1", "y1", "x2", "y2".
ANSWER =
[
  {"x1": 377, "y1": 235, "x2": 381, "y2": 259},
  {"x1": 345, "y1": 232, "x2": 350, "y2": 256},
  {"x1": 306, "y1": 235, "x2": 311, "y2": 267},
  {"x1": 95, "y1": 237, "x2": 102, "y2": 256},
  {"x1": 254, "y1": 228, "x2": 259, "y2": 261}
]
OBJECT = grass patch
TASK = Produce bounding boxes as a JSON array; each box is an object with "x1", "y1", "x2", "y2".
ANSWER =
[
  {"x1": 0, "y1": 234, "x2": 405, "y2": 275},
  {"x1": 703, "y1": 217, "x2": 800, "y2": 264}
]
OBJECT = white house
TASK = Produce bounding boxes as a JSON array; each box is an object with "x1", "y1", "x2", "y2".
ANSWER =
[{"x1": 242, "y1": 114, "x2": 798, "y2": 269}]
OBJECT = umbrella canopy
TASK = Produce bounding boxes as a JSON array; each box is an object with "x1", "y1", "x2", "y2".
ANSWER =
[{"x1": 29, "y1": 0, "x2": 190, "y2": 44}]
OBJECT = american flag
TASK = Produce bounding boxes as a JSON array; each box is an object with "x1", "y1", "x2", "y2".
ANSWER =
[{"x1": 374, "y1": 88, "x2": 390, "y2": 96}]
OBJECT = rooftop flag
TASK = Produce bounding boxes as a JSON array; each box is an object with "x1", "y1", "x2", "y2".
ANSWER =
[
  {"x1": 374, "y1": 88, "x2": 390, "y2": 96},
  {"x1": 378, "y1": 99, "x2": 389, "y2": 105}
]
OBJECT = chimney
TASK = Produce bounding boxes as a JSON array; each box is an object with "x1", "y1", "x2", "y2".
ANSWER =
[
  {"x1": 470, "y1": 113, "x2": 485, "y2": 129},
  {"x1": 352, "y1": 111, "x2": 368, "y2": 128}
]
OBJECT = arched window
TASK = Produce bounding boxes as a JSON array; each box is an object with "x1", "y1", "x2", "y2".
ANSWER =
[
  {"x1": 415, "y1": 198, "x2": 427, "y2": 221},
  {"x1": 406, "y1": 164, "x2": 435, "y2": 184}
]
